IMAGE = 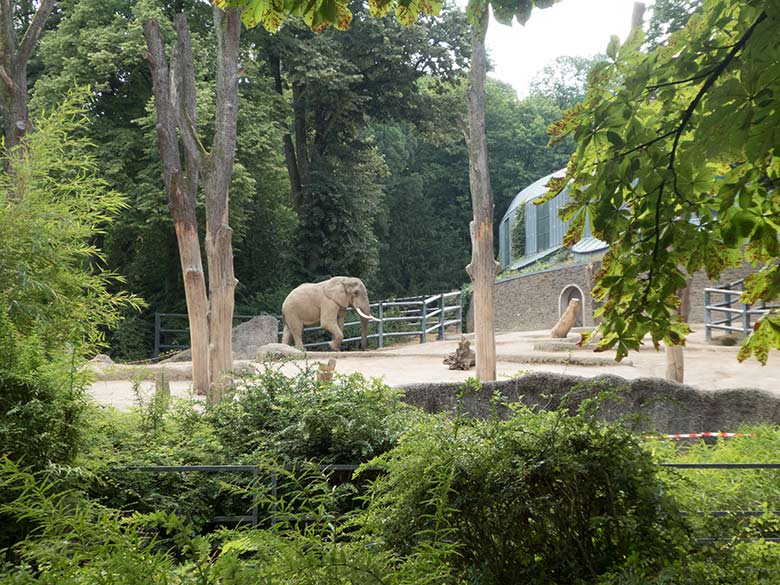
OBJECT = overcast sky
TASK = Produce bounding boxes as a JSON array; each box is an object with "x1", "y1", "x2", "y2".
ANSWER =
[{"x1": 475, "y1": 0, "x2": 648, "y2": 96}]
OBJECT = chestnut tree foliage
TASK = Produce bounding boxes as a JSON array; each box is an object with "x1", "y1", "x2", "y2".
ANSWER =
[{"x1": 548, "y1": 0, "x2": 780, "y2": 363}]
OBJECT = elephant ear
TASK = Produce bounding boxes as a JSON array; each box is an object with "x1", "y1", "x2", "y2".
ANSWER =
[{"x1": 323, "y1": 278, "x2": 350, "y2": 308}]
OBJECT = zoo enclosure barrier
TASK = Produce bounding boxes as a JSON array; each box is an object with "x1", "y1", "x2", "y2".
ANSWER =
[
  {"x1": 114, "y1": 464, "x2": 380, "y2": 527},
  {"x1": 153, "y1": 290, "x2": 463, "y2": 357},
  {"x1": 704, "y1": 278, "x2": 778, "y2": 342},
  {"x1": 118, "y1": 462, "x2": 780, "y2": 542}
]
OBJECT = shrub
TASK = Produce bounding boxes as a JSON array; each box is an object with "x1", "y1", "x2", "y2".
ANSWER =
[
  {"x1": 207, "y1": 364, "x2": 418, "y2": 463},
  {"x1": 362, "y1": 404, "x2": 690, "y2": 584},
  {"x1": 0, "y1": 459, "x2": 456, "y2": 584}
]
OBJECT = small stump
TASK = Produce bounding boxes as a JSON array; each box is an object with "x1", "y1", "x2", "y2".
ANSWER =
[{"x1": 443, "y1": 336, "x2": 476, "y2": 370}]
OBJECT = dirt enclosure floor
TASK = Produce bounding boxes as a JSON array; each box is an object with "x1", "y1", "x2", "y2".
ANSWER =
[{"x1": 89, "y1": 324, "x2": 780, "y2": 411}]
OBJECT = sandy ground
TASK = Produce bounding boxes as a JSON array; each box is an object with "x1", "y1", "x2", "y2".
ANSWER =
[{"x1": 88, "y1": 324, "x2": 780, "y2": 410}]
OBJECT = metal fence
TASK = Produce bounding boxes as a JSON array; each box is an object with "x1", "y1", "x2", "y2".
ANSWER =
[
  {"x1": 704, "y1": 278, "x2": 776, "y2": 342},
  {"x1": 153, "y1": 290, "x2": 463, "y2": 357},
  {"x1": 153, "y1": 313, "x2": 258, "y2": 358},
  {"x1": 118, "y1": 461, "x2": 780, "y2": 542},
  {"x1": 115, "y1": 464, "x2": 377, "y2": 526},
  {"x1": 660, "y1": 462, "x2": 780, "y2": 542}
]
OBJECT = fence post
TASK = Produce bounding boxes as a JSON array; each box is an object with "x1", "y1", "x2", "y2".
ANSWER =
[
  {"x1": 378, "y1": 301, "x2": 384, "y2": 349},
  {"x1": 438, "y1": 294, "x2": 445, "y2": 340},
  {"x1": 743, "y1": 302, "x2": 751, "y2": 336},
  {"x1": 420, "y1": 301, "x2": 427, "y2": 344},
  {"x1": 154, "y1": 313, "x2": 161, "y2": 358},
  {"x1": 725, "y1": 288, "x2": 733, "y2": 330},
  {"x1": 704, "y1": 290, "x2": 711, "y2": 343},
  {"x1": 458, "y1": 292, "x2": 463, "y2": 334},
  {"x1": 270, "y1": 469, "x2": 278, "y2": 526},
  {"x1": 251, "y1": 466, "x2": 259, "y2": 526}
]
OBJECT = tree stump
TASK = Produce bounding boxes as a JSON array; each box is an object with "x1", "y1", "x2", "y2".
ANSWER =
[
  {"x1": 444, "y1": 336, "x2": 476, "y2": 370},
  {"x1": 317, "y1": 358, "x2": 337, "y2": 382},
  {"x1": 551, "y1": 298, "x2": 580, "y2": 338}
]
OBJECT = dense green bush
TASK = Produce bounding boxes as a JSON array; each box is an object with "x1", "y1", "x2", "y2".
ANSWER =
[
  {"x1": 362, "y1": 406, "x2": 690, "y2": 584},
  {"x1": 0, "y1": 459, "x2": 455, "y2": 584},
  {"x1": 77, "y1": 367, "x2": 416, "y2": 528},
  {"x1": 207, "y1": 364, "x2": 419, "y2": 463}
]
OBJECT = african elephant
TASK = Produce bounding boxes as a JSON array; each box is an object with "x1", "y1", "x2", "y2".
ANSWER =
[{"x1": 281, "y1": 276, "x2": 380, "y2": 351}]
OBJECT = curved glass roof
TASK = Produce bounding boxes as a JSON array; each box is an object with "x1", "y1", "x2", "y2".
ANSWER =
[{"x1": 501, "y1": 167, "x2": 567, "y2": 222}]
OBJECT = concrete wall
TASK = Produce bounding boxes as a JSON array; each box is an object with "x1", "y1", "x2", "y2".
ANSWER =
[
  {"x1": 399, "y1": 373, "x2": 780, "y2": 433},
  {"x1": 472, "y1": 262, "x2": 758, "y2": 333}
]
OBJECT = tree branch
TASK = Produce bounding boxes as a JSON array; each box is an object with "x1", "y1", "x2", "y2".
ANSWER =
[
  {"x1": 171, "y1": 12, "x2": 203, "y2": 200},
  {"x1": 639, "y1": 11, "x2": 768, "y2": 308},
  {"x1": 207, "y1": 4, "x2": 240, "y2": 215},
  {"x1": 0, "y1": 0, "x2": 16, "y2": 63},
  {"x1": 0, "y1": 62, "x2": 16, "y2": 90},
  {"x1": 17, "y1": 0, "x2": 56, "y2": 66},
  {"x1": 143, "y1": 19, "x2": 184, "y2": 197}
]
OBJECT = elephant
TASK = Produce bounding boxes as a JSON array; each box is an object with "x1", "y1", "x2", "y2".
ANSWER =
[{"x1": 281, "y1": 276, "x2": 380, "y2": 351}]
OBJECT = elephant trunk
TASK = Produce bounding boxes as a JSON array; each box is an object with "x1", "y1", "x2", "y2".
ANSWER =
[
  {"x1": 353, "y1": 297, "x2": 378, "y2": 351},
  {"x1": 360, "y1": 316, "x2": 368, "y2": 351}
]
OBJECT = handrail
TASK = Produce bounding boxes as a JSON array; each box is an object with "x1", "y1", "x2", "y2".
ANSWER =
[{"x1": 154, "y1": 290, "x2": 463, "y2": 356}]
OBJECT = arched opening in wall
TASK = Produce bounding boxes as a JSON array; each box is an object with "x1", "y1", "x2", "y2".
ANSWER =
[{"x1": 559, "y1": 284, "x2": 584, "y2": 327}]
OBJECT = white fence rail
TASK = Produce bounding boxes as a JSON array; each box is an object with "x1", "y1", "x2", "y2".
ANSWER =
[
  {"x1": 704, "y1": 279, "x2": 776, "y2": 341},
  {"x1": 300, "y1": 290, "x2": 463, "y2": 350}
]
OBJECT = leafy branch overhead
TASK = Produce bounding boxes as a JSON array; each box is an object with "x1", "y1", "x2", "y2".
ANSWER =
[
  {"x1": 217, "y1": 0, "x2": 559, "y2": 31},
  {"x1": 548, "y1": 0, "x2": 780, "y2": 363}
]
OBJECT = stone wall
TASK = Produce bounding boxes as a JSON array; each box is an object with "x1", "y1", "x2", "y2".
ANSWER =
[
  {"x1": 473, "y1": 262, "x2": 758, "y2": 333},
  {"x1": 399, "y1": 372, "x2": 780, "y2": 433}
]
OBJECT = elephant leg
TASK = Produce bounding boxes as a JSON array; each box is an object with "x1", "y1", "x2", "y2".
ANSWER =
[
  {"x1": 322, "y1": 315, "x2": 344, "y2": 351},
  {"x1": 284, "y1": 316, "x2": 305, "y2": 350}
]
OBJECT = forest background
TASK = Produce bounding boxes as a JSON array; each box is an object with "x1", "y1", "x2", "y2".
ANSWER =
[{"x1": 19, "y1": 0, "x2": 603, "y2": 360}]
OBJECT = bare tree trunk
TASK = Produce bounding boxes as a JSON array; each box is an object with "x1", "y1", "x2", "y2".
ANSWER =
[
  {"x1": 0, "y1": 0, "x2": 56, "y2": 150},
  {"x1": 666, "y1": 282, "x2": 690, "y2": 383},
  {"x1": 465, "y1": 13, "x2": 497, "y2": 382},
  {"x1": 143, "y1": 17, "x2": 210, "y2": 395},
  {"x1": 270, "y1": 54, "x2": 304, "y2": 214},
  {"x1": 204, "y1": 5, "x2": 241, "y2": 403}
]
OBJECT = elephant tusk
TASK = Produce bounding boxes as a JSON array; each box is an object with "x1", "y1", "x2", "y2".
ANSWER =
[{"x1": 355, "y1": 307, "x2": 380, "y2": 322}]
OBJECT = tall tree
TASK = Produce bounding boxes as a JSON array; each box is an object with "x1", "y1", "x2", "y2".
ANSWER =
[
  {"x1": 463, "y1": 0, "x2": 561, "y2": 381},
  {"x1": 529, "y1": 55, "x2": 604, "y2": 110},
  {"x1": 143, "y1": 5, "x2": 241, "y2": 401},
  {"x1": 548, "y1": 0, "x2": 780, "y2": 364},
  {"x1": 0, "y1": 0, "x2": 56, "y2": 149}
]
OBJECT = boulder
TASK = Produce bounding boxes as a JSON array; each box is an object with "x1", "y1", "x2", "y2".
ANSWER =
[
  {"x1": 256, "y1": 342, "x2": 305, "y2": 360},
  {"x1": 165, "y1": 315, "x2": 279, "y2": 362}
]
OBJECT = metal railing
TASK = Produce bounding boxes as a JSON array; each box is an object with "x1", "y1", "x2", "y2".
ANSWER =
[
  {"x1": 118, "y1": 461, "x2": 780, "y2": 542},
  {"x1": 115, "y1": 464, "x2": 378, "y2": 526},
  {"x1": 660, "y1": 461, "x2": 780, "y2": 542},
  {"x1": 153, "y1": 313, "x2": 258, "y2": 358},
  {"x1": 303, "y1": 290, "x2": 463, "y2": 350},
  {"x1": 704, "y1": 278, "x2": 775, "y2": 342},
  {"x1": 153, "y1": 290, "x2": 463, "y2": 357}
]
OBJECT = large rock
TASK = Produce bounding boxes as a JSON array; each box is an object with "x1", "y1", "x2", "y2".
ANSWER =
[
  {"x1": 398, "y1": 373, "x2": 780, "y2": 433},
  {"x1": 165, "y1": 315, "x2": 279, "y2": 362},
  {"x1": 255, "y1": 342, "x2": 305, "y2": 360}
]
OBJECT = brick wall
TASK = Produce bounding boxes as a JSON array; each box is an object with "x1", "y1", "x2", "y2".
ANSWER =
[{"x1": 467, "y1": 262, "x2": 757, "y2": 333}]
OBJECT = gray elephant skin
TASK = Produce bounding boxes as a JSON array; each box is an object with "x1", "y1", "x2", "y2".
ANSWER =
[{"x1": 281, "y1": 276, "x2": 379, "y2": 351}]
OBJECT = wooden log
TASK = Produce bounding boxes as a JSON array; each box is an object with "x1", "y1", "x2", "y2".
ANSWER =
[
  {"x1": 551, "y1": 299, "x2": 580, "y2": 338},
  {"x1": 317, "y1": 358, "x2": 337, "y2": 382},
  {"x1": 443, "y1": 336, "x2": 476, "y2": 370}
]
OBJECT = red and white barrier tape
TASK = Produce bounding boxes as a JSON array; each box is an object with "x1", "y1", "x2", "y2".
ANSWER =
[{"x1": 644, "y1": 432, "x2": 757, "y2": 440}]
